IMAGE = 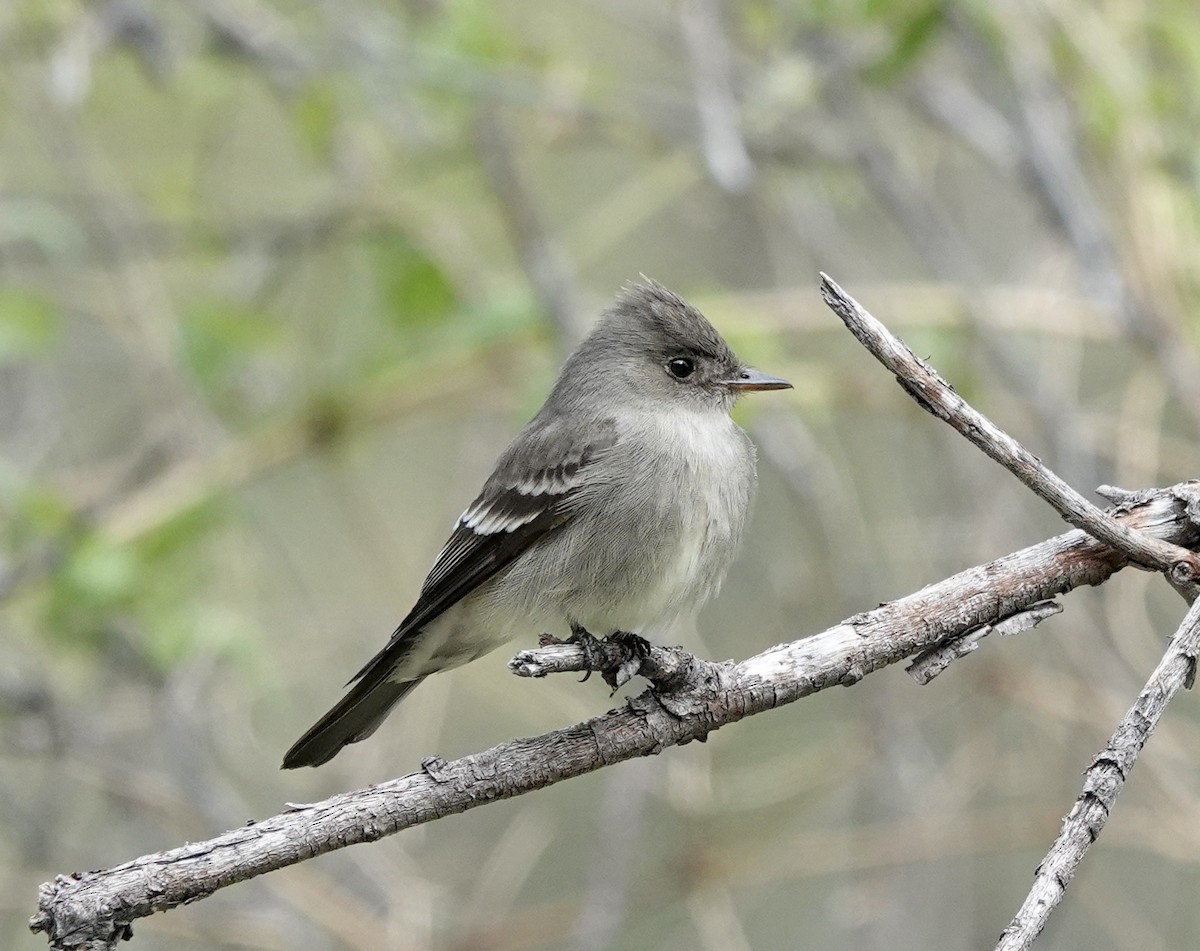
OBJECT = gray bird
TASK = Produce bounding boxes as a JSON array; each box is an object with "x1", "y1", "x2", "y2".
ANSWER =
[{"x1": 283, "y1": 280, "x2": 790, "y2": 768}]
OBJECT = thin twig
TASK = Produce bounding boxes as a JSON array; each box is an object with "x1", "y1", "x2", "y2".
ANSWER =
[
  {"x1": 995, "y1": 595, "x2": 1200, "y2": 951},
  {"x1": 992, "y1": 6, "x2": 1200, "y2": 440},
  {"x1": 568, "y1": 760, "x2": 654, "y2": 951},
  {"x1": 474, "y1": 105, "x2": 587, "y2": 349},
  {"x1": 819, "y1": 273, "x2": 1200, "y2": 586},
  {"x1": 678, "y1": 0, "x2": 754, "y2": 193}
]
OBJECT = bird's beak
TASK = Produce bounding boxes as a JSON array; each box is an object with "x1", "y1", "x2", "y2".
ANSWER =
[{"x1": 721, "y1": 367, "x2": 792, "y2": 392}]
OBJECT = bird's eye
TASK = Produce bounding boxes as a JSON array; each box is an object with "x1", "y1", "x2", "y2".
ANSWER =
[{"x1": 667, "y1": 357, "x2": 695, "y2": 379}]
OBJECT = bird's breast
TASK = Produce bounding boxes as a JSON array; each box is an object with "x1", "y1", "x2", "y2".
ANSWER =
[{"x1": 602, "y1": 405, "x2": 757, "y2": 628}]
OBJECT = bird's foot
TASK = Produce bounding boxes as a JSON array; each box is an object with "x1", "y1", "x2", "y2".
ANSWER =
[
  {"x1": 601, "y1": 630, "x2": 651, "y2": 692},
  {"x1": 537, "y1": 625, "x2": 653, "y2": 690},
  {"x1": 567, "y1": 623, "x2": 607, "y2": 683},
  {"x1": 511, "y1": 631, "x2": 703, "y2": 696},
  {"x1": 606, "y1": 630, "x2": 651, "y2": 655}
]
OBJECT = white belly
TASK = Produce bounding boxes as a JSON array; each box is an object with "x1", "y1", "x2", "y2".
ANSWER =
[{"x1": 624, "y1": 405, "x2": 755, "y2": 627}]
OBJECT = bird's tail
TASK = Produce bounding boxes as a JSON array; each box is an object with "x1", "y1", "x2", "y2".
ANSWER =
[{"x1": 281, "y1": 674, "x2": 422, "y2": 769}]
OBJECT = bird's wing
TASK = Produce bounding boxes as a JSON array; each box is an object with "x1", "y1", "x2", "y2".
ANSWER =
[{"x1": 347, "y1": 414, "x2": 618, "y2": 685}]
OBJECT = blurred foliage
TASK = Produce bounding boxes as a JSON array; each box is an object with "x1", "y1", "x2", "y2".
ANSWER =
[
  {"x1": 0, "y1": 288, "x2": 60, "y2": 362},
  {"x1": 44, "y1": 500, "x2": 228, "y2": 669},
  {"x1": 3, "y1": 1, "x2": 1200, "y2": 950},
  {"x1": 181, "y1": 298, "x2": 285, "y2": 418}
]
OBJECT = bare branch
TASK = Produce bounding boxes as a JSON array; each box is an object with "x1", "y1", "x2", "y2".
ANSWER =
[
  {"x1": 995, "y1": 595, "x2": 1200, "y2": 951},
  {"x1": 474, "y1": 105, "x2": 587, "y2": 349},
  {"x1": 990, "y1": 8, "x2": 1200, "y2": 440},
  {"x1": 819, "y1": 273, "x2": 1200, "y2": 586},
  {"x1": 678, "y1": 0, "x2": 754, "y2": 193},
  {"x1": 568, "y1": 761, "x2": 654, "y2": 951},
  {"x1": 30, "y1": 482, "x2": 1200, "y2": 950}
]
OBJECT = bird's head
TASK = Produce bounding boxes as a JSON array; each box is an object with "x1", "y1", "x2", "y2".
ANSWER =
[{"x1": 558, "y1": 279, "x2": 791, "y2": 413}]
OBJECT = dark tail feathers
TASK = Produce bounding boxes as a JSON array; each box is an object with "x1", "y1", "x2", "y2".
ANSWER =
[{"x1": 282, "y1": 675, "x2": 421, "y2": 769}]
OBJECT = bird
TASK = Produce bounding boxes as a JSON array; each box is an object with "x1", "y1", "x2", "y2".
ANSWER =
[{"x1": 282, "y1": 279, "x2": 791, "y2": 768}]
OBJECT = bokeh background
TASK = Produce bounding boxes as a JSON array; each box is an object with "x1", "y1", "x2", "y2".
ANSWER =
[{"x1": 5, "y1": 1, "x2": 1200, "y2": 949}]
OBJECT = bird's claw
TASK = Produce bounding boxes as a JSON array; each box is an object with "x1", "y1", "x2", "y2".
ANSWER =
[
  {"x1": 606, "y1": 630, "x2": 652, "y2": 656},
  {"x1": 601, "y1": 631, "x2": 651, "y2": 692},
  {"x1": 554, "y1": 625, "x2": 652, "y2": 689},
  {"x1": 568, "y1": 623, "x2": 606, "y2": 682}
]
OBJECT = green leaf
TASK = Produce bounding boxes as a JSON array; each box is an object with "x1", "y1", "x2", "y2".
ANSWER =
[
  {"x1": 432, "y1": 3, "x2": 519, "y2": 65},
  {"x1": 863, "y1": 3, "x2": 944, "y2": 84},
  {"x1": 66, "y1": 535, "x2": 140, "y2": 602},
  {"x1": 0, "y1": 288, "x2": 60, "y2": 362},
  {"x1": 41, "y1": 499, "x2": 230, "y2": 664},
  {"x1": 369, "y1": 232, "x2": 458, "y2": 329},
  {"x1": 294, "y1": 80, "x2": 340, "y2": 159},
  {"x1": 134, "y1": 496, "x2": 221, "y2": 563},
  {"x1": 181, "y1": 299, "x2": 283, "y2": 413},
  {"x1": 11, "y1": 483, "x2": 73, "y2": 540}
]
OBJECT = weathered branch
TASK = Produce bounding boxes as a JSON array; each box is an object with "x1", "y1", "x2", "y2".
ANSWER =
[
  {"x1": 995, "y1": 594, "x2": 1200, "y2": 950},
  {"x1": 820, "y1": 273, "x2": 1200, "y2": 586},
  {"x1": 30, "y1": 482, "x2": 1200, "y2": 950}
]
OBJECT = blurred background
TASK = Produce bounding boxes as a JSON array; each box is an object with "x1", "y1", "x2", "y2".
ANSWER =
[{"x1": 4, "y1": 1, "x2": 1200, "y2": 949}]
